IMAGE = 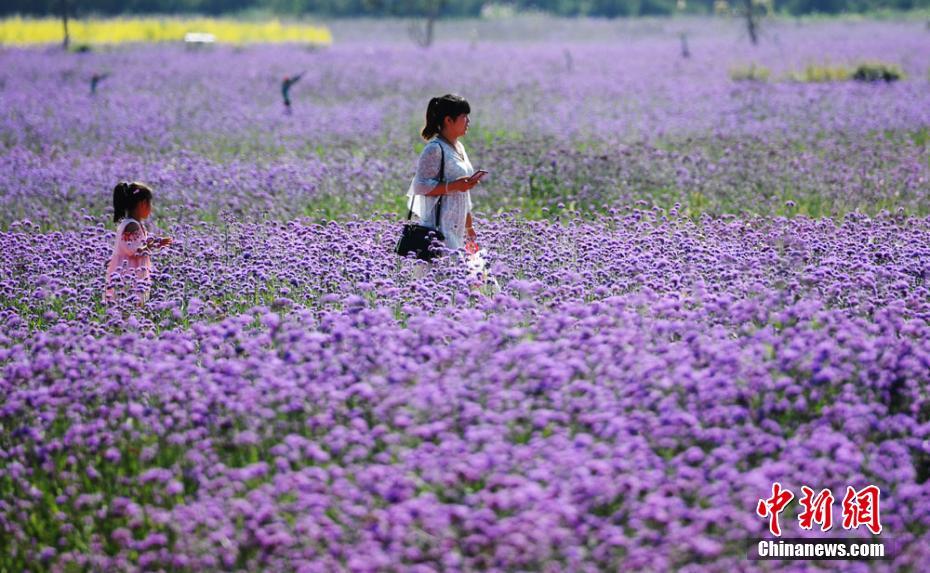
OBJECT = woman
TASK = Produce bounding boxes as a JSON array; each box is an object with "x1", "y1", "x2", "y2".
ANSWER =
[{"x1": 406, "y1": 94, "x2": 485, "y2": 255}]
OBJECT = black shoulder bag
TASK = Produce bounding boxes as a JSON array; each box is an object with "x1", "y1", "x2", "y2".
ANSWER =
[{"x1": 395, "y1": 143, "x2": 446, "y2": 261}]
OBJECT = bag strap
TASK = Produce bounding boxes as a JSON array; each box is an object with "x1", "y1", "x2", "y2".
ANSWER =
[
  {"x1": 406, "y1": 141, "x2": 445, "y2": 222},
  {"x1": 435, "y1": 141, "x2": 445, "y2": 225}
]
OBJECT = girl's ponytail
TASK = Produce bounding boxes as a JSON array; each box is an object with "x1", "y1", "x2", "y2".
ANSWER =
[
  {"x1": 112, "y1": 181, "x2": 153, "y2": 223},
  {"x1": 113, "y1": 181, "x2": 130, "y2": 223}
]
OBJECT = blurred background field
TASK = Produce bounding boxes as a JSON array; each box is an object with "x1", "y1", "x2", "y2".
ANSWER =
[{"x1": 1, "y1": 16, "x2": 928, "y2": 229}]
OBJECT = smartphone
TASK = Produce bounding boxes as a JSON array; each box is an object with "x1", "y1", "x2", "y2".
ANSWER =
[{"x1": 470, "y1": 170, "x2": 489, "y2": 181}]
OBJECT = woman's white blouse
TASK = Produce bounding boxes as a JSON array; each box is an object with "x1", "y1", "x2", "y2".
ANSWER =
[{"x1": 406, "y1": 137, "x2": 474, "y2": 251}]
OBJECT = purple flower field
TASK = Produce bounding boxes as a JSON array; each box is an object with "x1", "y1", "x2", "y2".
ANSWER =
[{"x1": 2, "y1": 17, "x2": 930, "y2": 572}]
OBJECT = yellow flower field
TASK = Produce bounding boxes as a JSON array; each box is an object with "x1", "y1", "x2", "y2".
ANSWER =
[{"x1": 0, "y1": 17, "x2": 332, "y2": 45}]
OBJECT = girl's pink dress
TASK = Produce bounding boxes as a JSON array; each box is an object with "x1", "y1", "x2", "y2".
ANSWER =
[{"x1": 105, "y1": 217, "x2": 153, "y2": 305}]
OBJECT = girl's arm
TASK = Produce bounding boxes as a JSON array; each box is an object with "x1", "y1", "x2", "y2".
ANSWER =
[
  {"x1": 119, "y1": 224, "x2": 171, "y2": 256},
  {"x1": 466, "y1": 212, "x2": 477, "y2": 240},
  {"x1": 119, "y1": 223, "x2": 149, "y2": 256}
]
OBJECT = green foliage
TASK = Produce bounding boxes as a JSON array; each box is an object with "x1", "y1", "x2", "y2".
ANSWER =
[
  {"x1": 785, "y1": 62, "x2": 852, "y2": 82},
  {"x1": 851, "y1": 61, "x2": 906, "y2": 82},
  {"x1": 729, "y1": 63, "x2": 771, "y2": 81},
  {"x1": 781, "y1": 60, "x2": 905, "y2": 83}
]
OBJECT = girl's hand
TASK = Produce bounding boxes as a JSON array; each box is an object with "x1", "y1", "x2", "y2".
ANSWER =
[
  {"x1": 136, "y1": 238, "x2": 156, "y2": 254},
  {"x1": 157, "y1": 237, "x2": 173, "y2": 248},
  {"x1": 466, "y1": 227, "x2": 478, "y2": 254}
]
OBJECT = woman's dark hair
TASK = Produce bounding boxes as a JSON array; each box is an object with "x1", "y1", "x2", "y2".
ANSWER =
[
  {"x1": 421, "y1": 94, "x2": 470, "y2": 141},
  {"x1": 112, "y1": 181, "x2": 153, "y2": 223}
]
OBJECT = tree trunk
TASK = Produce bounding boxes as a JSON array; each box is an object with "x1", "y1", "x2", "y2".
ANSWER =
[
  {"x1": 61, "y1": 0, "x2": 70, "y2": 50},
  {"x1": 407, "y1": 0, "x2": 443, "y2": 48},
  {"x1": 424, "y1": 13, "x2": 434, "y2": 47},
  {"x1": 745, "y1": 0, "x2": 758, "y2": 45}
]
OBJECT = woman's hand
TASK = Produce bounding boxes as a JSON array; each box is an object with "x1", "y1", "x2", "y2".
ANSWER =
[{"x1": 448, "y1": 176, "x2": 479, "y2": 193}]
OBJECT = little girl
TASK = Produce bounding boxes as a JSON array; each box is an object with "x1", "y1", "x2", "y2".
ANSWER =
[{"x1": 104, "y1": 181, "x2": 172, "y2": 306}]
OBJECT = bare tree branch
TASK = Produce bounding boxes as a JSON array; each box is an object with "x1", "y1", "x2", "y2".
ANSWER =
[
  {"x1": 743, "y1": 0, "x2": 758, "y2": 45},
  {"x1": 61, "y1": 0, "x2": 71, "y2": 50},
  {"x1": 406, "y1": 0, "x2": 444, "y2": 48}
]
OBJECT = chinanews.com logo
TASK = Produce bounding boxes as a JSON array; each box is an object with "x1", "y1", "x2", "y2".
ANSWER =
[{"x1": 747, "y1": 482, "x2": 896, "y2": 561}]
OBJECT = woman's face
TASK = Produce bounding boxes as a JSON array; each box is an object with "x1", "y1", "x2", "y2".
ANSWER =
[{"x1": 444, "y1": 113, "x2": 470, "y2": 138}]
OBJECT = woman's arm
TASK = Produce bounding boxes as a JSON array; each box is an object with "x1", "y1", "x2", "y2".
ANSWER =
[
  {"x1": 413, "y1": 142, "x2": 478, "y2": 197},
  {"x1": 425, "y1": 178, "x2": 477, "y2": 196},
  {"x1": 411, "y1": 143, "x2": 445, "y2": 196}
]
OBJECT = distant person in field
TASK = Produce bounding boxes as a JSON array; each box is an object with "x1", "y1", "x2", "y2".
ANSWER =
[
  {"x1": 407, "y1": 94, "x2": 486, "y2": 257},
  {"x1": 281, "y1": 72, "x2": 304, "y2": 114},
  {"x1": 90, "y1": 72, "x2": 109, "y2": 95},
  {"x1": 105, "y1": 181, "x2": 172, "y2": 307}
]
